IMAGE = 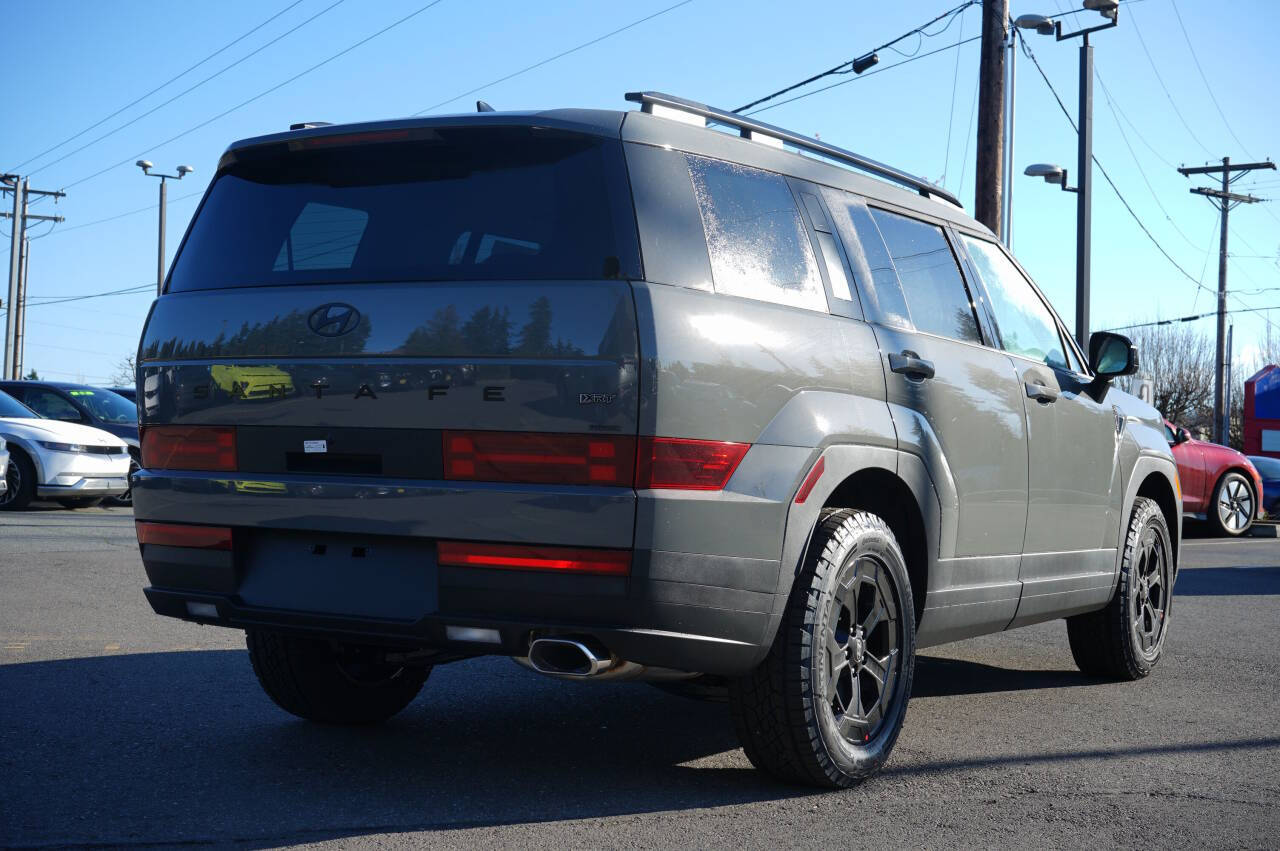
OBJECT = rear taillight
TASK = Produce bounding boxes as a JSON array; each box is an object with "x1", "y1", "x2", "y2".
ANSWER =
[
  {"x1": 437, "y1": 541, "x2": 631, "y2": 576},
  {"x1": 635, "y1": 437, "x2": 749, "y2": 490},
  {"x1": 136, "y1": 521, "x2": 233, "y2": 551},
  {"x1": 443, "y1": 431, "x2": 635, "y2": 487},
  {"x1": 141, "y1": 426, "x2": 237, "y2": 472}
]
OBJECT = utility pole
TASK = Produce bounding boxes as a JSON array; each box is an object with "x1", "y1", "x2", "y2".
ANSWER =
[
  {"x1": 975, "y1": 0, "x2": 1008, "y2": 236},
  {"x1": 1002, "y1": 22, "x2": 1017, "y2": 247},
  {"x1": 1, "y1": 175, "x2": 64, "y2": 380},
  {"x1": 1178, "y1": 156, "x2": 1276, "y2": 444}
]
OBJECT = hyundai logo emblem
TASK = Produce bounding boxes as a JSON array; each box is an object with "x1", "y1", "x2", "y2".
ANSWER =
[{"x1": 307, "y1": 303, "x2": 361, "y2": 337}]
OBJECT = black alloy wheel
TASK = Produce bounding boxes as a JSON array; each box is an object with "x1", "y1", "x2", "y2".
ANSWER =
[
  {"x1": 819, "y1": 555, "x2": 903, "y2": 746},
  {"x1": 1130, "y1": 518, "x2": 1172, "y2": 660}
]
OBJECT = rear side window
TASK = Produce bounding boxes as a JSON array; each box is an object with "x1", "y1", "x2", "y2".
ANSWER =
[
  {"x1": 962, "y1": 235, "x2": 1068, "y2": 370},
  {"x1": 685, "y1": 155, "x2": 826, "y2": 312},
  {"x1": 169, "y1": 128, "x2": 639, "y2": 291},
  {"x1": 823, "y1": 191, "x2": 910, "y2": 327},
  {"x1": 868, "y1": 209, "x2": 982, "y2": 344}
]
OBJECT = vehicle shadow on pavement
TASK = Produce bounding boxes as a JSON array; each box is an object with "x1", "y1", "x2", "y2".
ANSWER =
[
  {"x1": 1174, "y1": 566, "x2": 1280, "y2": 596},
  {"x1": 911, "y1": 656, "x2": 1102, "y2": 698},
  {"x1": 0, "y1": 649, "x2": 800, "y2": 846}
]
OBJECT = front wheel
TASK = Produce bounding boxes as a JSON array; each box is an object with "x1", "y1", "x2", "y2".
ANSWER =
[
  {"x1": 246, "y1": 630, "x2": 430, "y2": 724},
  {"x1": 730, "y1": 509, "x2": 915, "y2": 788},
  {"x1": 1066, "y1": 496, "x2": 1174, "y2": 680},
  {"x1": 0, "y1": 451, "x2": 36, "y2": 511},
  {"x1": 1209, "y1": 471, "x2": 1255, "y2": 537}
]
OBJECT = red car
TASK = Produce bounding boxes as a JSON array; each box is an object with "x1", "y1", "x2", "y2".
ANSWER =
[{"x1": 1166, "y1": 421, "x2": 1264, "y2": 536}]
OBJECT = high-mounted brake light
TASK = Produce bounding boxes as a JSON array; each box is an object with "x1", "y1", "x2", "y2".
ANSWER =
[
  {"x1": 136, "y1": 521, "x2": 233, "y2": 551},
  {"x1": 437, "y1": 541, "x2": 631, "y2": 576},
  {"x1": 295, "y1": 129, "x2": 412, "y2": 148},
  {"x1": 443, "y1": 431, "x2": 635, "y2": 487},
  {"x1": 141, "y1": 426, "x2": 237, "y2": 472},
  {"x1": 636, "y1": 437, "x2": 750, "y2": 490}
]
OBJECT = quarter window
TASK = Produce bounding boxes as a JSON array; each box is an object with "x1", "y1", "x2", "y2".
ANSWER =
[
  {"x1": 869, "y1": 209, "x2": 981, "y2": 343},
  {"x1": 685, "y1": 155, "x2": 825, "y2": 312},
  {"x1": 962, "y1": 236, "x2": 1069, "y2": 370}
]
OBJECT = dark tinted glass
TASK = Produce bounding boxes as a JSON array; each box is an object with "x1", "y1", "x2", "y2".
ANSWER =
[
  {"x1": 21, "y1": 389, "x2": 81, "y2": 421},
  {"x1": 869, "y1": 209, "x2": 981, "y2": 343},
  {"x1": 0, "y1": 390, "x2": 37, "y2": 418},
  {"x1": 169, "y1": 128, "x2": 637, "y2": 292},
  {"x1": 685, "y1": 156, "x2": 826, "y2": 312},
  {"x1": 823, "y1": 190, "x2": 909, "y2": 327}
]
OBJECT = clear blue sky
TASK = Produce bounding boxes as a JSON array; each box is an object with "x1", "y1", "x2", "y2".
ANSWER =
[{"x1": 2, "y1": 0, "x2": 1277, "y2": 385}]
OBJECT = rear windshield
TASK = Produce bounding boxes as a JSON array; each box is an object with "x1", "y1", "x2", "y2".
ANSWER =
[{"x1": 169, "y1": 127, "x2": 639, "y2": 292}]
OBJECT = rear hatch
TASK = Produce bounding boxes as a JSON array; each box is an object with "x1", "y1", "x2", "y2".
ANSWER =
[{"x1": 138, "y1": 121, "x2": 642, "y2": 559}]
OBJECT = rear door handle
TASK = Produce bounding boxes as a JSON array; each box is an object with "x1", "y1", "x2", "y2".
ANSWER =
[
  {"x1": 1025, "y1": 381, "x2": 1060, "y2": 403},
  {"x1": 888, "y1": 351, "x2": 935, "y2": 381}
]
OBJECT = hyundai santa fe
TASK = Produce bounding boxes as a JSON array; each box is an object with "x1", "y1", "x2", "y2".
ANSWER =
[{"x1": 133, "y1": 91, "x2": 1181, "y2": 788}]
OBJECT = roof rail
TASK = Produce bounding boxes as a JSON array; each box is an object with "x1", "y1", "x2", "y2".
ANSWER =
[{"x1": 625, "y1": 91, "x2": 962, "y2": 208}]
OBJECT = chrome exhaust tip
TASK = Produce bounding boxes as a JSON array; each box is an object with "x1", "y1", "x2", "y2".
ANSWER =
[{"x1": 527, "y1": 636, "x2": 611, "y2": 678}]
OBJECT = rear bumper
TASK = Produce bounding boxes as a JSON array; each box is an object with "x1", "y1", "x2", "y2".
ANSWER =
[{"x1": 141, "y1": 545, "x2": 778, "y2": 676}]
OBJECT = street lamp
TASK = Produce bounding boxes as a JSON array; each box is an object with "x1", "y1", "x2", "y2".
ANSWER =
[
  {"x1": 1020, "y1": 0, "x2": 1119, "y2": 350},
  {"x1": 136, "y1": 160, "x2": 194, "y2": 295},
  {"x1": 1025, "y1": 163, "x2": 1077, "y2": 192}
]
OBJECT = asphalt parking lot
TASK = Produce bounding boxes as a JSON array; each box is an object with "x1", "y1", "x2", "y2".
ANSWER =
[{"x1": 1, "y1": 506, "x2": 1277, "y2": 849}]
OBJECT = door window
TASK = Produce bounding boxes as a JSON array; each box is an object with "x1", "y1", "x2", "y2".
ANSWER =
[
  {"x1": 962, "y1": 236, "x2": 1069, "y2": 371},
  {"x1": 685, "y1": 155, "x2": 826, "y2": 312},
  {"x1": 21, "y1": 389, "x2": 82, "y2": 421},
  {"x1": 822, "y1": 191, "x2": 910, "y2": 328},
  {"x1": 868, "y1": 208, "x2": 982, "y2": 343}
]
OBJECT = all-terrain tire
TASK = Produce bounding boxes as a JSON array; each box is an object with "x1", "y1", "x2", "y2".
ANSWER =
[
  {"x1": 246, "y1": 630, "x2": 429, "y2": 724},
  {"x1": 729, "y1": 509, "x2": 916, "y2": 788},
  {"x1": 0, "y1": 449, "x2": 37, "y2": 511},
  {"x1": 1066, "y1": 497, "x2": 1174, "y2": 680}
]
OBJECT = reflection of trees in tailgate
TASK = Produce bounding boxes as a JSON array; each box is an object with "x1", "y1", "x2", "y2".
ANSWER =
[{"x1": 142, "y1": 309, "x2": 372, "y2": 359}]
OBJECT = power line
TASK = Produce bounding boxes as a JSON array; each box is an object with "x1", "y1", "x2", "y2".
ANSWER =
[
  {"x1": 8, "y1": 0, "x2": 309, "y2": 174},
  {"x1": 747, "y1": 34, "x2": 983, "y2": 117},
  {"x1": 43, "y1": 190, "x2": 204, "y2": 237},
  {"x1": 1095, "y1": 65, "x2": 1205, "y2": 254},
  {"x1": 735, "y1": 0, "x2": 978, "y2": 113},
  {"x1": 1104, "y1": 303, "x2": 1280, "y2": 332},
  {"x1": 1168, "y1": 0, "x2": 1253, "y2": 160},
  {"x1": 1018, "y1": 35, "x2": 1212, "y2": 300},
  {"x1": 54, "y1": 0, "x2": 449, "y2": 193},
  {"x1": 412, "y1": 1, "x2": 694, "y2": 116},
  {"x1": 28, "y1": 0, "x2": 348, "y2": 179},
  {"x1": 1127, "y1": 3, "x2": 1213, "y2": 158},
  {"x1": 939, "y1": 7, "x2": 967, "y2": 186}
]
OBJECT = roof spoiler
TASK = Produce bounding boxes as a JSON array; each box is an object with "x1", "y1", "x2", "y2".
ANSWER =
[{"x1": 625, "y1": 91, "x2": 962, "y2": 208}]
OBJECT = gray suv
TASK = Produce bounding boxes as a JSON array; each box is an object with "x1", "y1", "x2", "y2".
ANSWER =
[{"x1": 134, "y1": 91, "x2": 1180, "y2": 788}]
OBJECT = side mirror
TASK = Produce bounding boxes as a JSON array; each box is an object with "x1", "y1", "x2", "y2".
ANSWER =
[
  {"x1": 1088, "y1": 331, "x2": 1139, "y2": 380},
  {"x1": 1175, "y1": 428, "x2": 1191, "y2": 445}
]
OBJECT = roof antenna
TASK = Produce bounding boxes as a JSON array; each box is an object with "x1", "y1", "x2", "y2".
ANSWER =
[{"x1": 476, "y1": 100, "x2": 495, "y2": 113}]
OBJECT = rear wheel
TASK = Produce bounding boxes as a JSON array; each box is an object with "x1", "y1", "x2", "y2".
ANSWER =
[
  {"x1": 729, "y1": 509, "x2": 915, "y2": 788},
  {"x1": 246, "y1": 630, "x2": 429, "y2": 724},
  {"x1": 0, "y1": 450, "x2": 37, "y2": 511},
  {"x1": 1208, "y1": 471, "x2": 1254, "y2": 537},
  {"x1": 57, "y1": 497, "x2": 103, "y2": 509},
  {"x1": 1066, "y1": 497, "x2": 1173, "y2": 680}
]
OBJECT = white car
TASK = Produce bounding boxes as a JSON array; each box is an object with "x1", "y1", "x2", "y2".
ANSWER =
[{"x1": 0, "y1": 389, "x2": 130, "y2": 510}]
